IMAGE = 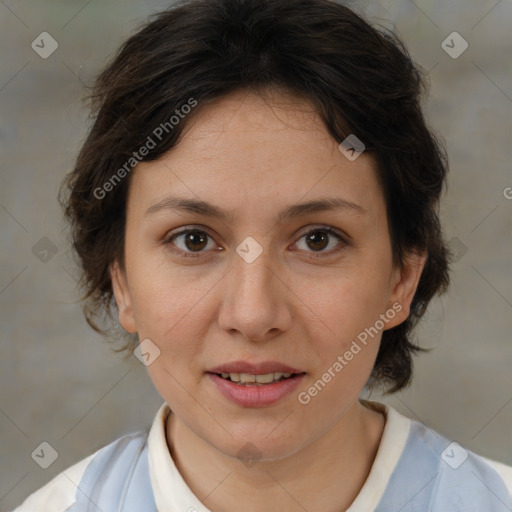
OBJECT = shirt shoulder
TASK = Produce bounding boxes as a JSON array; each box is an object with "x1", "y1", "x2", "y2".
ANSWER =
[
  {"x1": 378, "y1": 415, "x2": 512, "y2": 511},
  {"x1": 476, "y1": 454, "x2": 512, "y2": 497},
  {"x1": 12, "y1": 451, "x2": 96, "y2": 512},
  {"x1": 351, "y1": 401, "x2": 512, "y2": 512},
  {"x1": 12, "y1": 431, "x2": 149, "y2": 512}
]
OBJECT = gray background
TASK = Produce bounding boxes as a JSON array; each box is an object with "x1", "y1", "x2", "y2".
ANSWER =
[{"x1": 1, "y1": 0, "x2": 511, "y2": 510}]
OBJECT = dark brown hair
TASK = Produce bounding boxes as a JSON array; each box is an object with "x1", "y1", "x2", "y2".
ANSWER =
[{"x1": 59, "y1": 0, "x2": 451, "y2": 393}]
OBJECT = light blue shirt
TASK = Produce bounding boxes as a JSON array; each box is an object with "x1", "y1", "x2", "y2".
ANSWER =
[{"x1": 13, "y1": 401, "x2": 512, "y2": 511}]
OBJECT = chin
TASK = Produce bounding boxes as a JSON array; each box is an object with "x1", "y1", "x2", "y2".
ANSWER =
[{"x1": 211, "y1": 428, "x2": 306, "y2": 464}]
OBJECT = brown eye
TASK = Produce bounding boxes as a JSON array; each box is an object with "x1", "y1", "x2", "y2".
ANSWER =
[
  {"x1": 164, "y1": 225, "x2": 348, "y2": 259},
  {"x1": 305, "y1": 230, "x2": 329, "y2": 251},
  {"x1": 164, "y1": 228, "x2": 217, "y2": 256},
  {"x1": 182, "y1": 230, "x2": 209, "y2": 251},
  {"x1": 294, "y1": 227, "x2": 347, "y2": 256}
]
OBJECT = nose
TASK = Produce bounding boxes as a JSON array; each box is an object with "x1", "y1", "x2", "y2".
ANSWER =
[{"x1": 217, "y1": 242, "x2": 293, "y2": 343}]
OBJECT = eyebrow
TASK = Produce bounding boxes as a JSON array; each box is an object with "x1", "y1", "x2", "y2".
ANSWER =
[{"x1": 144, "y1": 195, "x2": 366, "y2": 223}]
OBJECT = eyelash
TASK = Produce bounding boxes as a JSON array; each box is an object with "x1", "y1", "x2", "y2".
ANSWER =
[{"x1": 162, "y1": 225, "x2": 349, "y2": 259}]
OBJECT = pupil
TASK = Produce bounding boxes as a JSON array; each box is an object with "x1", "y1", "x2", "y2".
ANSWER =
[
  {"x1": 185, "y1": 230, "x2": 207, "y2": 251},
  {"x1": 307, "y1": 231, "x2": 328, "y2": 251}
]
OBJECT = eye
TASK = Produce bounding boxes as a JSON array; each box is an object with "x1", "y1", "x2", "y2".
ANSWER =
[
  {"x1": 292, "y1": 227, "x2": 348, "y2": 257},
  {"x1": 163, "y1": 225, "x2": 348, "y2": 258},
  {"x1": 163, "y1": 228, "x2": 219, "y2": 258}
]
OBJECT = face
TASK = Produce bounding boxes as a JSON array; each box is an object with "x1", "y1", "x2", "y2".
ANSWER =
[{"x1": 111, "y1": 88, "x2": 425, "y2": 461}]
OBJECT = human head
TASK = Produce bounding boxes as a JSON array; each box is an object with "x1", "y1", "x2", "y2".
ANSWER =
[{"x1": 60, "y1": 0, "x2": 450, "y2": 396}]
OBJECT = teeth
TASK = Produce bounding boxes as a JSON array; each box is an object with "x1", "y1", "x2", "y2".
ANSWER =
[
  {"x1": 220, "y1": 372, "x2": 293, "y2": 384},
  {"x1": 256, "y1": 373, "x2": 277, "y2": 383}
]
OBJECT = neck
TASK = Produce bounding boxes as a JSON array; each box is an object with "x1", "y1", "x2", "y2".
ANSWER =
[{"x1": 166, "y1": 400, "x2": 385, "y2": 512}]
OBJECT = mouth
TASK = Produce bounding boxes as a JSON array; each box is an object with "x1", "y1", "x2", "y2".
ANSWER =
[
  {"x1": 206, "y1": 360, "x2": 307, "y2": 387},
  {"x1": 206, "y1": 369, "x2": 308, "y2": 407},
  {"x1": 208, "y1": 371, "x2": 307, "y2": 386}
]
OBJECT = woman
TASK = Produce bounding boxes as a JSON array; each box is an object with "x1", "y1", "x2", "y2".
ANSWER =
[{"x1": 14, "y1": 0, "x2": 512, "y2": 510}]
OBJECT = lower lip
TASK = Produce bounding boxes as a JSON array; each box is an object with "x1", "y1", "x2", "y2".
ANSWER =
[{"x1": 207, "y1": 373, "x2": 307, "y2": 407}]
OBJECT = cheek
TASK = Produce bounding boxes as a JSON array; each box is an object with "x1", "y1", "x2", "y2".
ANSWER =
[
  {"x1": 302, "y1": 268, "x2": 390, "y2": 386},
  {"x1": 313, "y1": 268, "x2": 391, "y2": 335},
  {"x1": 307, "y1": 285, "x2": 384, "y2": 400},
  {"x1": 127, "y1": 268, "x2": 220, "y2": 386},
  {"x1": 126, "y1": 250, "x2": 212, "y2": 335}
]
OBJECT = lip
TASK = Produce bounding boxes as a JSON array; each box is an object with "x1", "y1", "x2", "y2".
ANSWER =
[
  {"x1": 207, "y1": 360, "x2": 305, "y2": 375},
  {"x1": 207, "y1": 372, "x2": 307, "y2": 407}
]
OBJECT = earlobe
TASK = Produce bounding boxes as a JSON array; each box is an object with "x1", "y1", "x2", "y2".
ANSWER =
[
  {"x1": 110, "y1": 261, "x2": 137, "y2": 333},
  {"x1": 387, "y1": 251, "x2": 428, "y2": 328}
]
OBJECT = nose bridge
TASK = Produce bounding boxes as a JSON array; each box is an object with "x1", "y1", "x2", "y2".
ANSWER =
[
  {"x1": 218, "y1": 237, "x2": 290, "y2": 340},
  {"x1": 231, "y1": 238, "x2": 277, "y2": 308}
]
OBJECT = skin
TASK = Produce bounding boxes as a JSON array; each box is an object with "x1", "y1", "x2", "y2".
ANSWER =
[{"x1": 110, "y1": 87, "x2": 426, "y2": 512}]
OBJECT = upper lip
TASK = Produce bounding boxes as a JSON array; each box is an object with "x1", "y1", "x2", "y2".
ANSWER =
[{"x1": 207, "y1": 360, "x2": 306, "y2": 375}]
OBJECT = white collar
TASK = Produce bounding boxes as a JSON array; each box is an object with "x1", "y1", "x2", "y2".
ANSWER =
[{"x1": 147, "y1": 400, "x2": 411, "y2": 512}]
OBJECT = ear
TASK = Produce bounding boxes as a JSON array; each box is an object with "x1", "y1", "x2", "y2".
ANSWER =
[
  {"x1": 385, "y1": 250, "x2": 428, "y2": 329},
  {"x1": 110, "y1": 260, "x2": 137, "y2": 333}
]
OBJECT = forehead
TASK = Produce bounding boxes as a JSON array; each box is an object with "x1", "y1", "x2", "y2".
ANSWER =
[
  {"x1": 127, "y1": 89, "x2": 383, "y2": 222},
  {"x1": 177, "y1": 88, "x2": 338, "y2": 157}
]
